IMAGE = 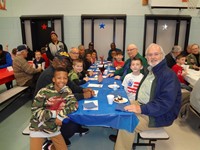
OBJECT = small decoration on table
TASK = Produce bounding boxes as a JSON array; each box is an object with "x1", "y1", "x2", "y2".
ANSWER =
[
  {"x1": 99, "y1": 55, "x2": 104, "y2": 64},
  {"x1": 98, "y1": 71, "x2": 103, "y2": 83}
]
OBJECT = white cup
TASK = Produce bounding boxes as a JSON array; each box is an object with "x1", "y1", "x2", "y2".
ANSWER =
[
  {"x1": 107, "y1": 94, "x2": 114, "y2": 105},
  {"x1": 38, "y1": 64, "x2": 42, "y2": 68}
]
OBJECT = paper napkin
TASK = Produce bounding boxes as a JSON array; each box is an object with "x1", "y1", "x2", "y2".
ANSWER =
[
  {"x1": 88, "y1": 83, "x2": 103, "y2": 88},
  {"x1": 83, "y1": 102, "x2": 97, "y2": 109},
  {"x1": 83, "y1": 100, "x2": 98, "y2": 110},
  {"x1": 115, "y1": 103, "x2": 128, "y2": 112}
]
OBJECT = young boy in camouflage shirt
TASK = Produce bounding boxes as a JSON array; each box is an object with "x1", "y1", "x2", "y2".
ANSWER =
[{"x1": 29, "y1": 67, "x2": 78, "y2": 150}]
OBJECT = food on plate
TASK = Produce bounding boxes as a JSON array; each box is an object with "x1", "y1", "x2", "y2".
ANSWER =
[{"x1": 114, "y1": 95, "x2": 123, "y2": 102}]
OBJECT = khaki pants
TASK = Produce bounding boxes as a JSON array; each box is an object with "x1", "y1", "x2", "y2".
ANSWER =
[
  {"x1": 115, "y1": 113, "x2": 157, "y2": 150},
  {"x1": 30, "y1": 134, "x2": 67, "y2": 150}
]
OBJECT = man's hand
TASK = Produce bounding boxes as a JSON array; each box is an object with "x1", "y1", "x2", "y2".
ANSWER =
[
  {"x1": 114, "y1": 75, "x2": 121, "y2": 80},
  {"x1": 124, "y1": 104, "x2": 141, "y2": 114},
  {"x1": 83, "y1": 88, "x2": 92, "y2": 92},
  {"x1": 55, "y1": 118, "x2": 62, "y2": 126},
  {"x1": 107, "y1": 73, "x2": 114, "y2": 78},
  {"x1": 83, "y1": 91, "x2": 92, "y2": 99}
]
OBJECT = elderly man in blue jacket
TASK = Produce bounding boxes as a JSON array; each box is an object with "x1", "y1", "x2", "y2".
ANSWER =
[{"x1": 114, "y1": 43, "x2": 181, "y2": 150}]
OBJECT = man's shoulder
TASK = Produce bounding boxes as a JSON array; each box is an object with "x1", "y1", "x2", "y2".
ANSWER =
[
  {"x1": 13, "y1": 55, "x2": 26, "y2": 62},
  {"x1": 165, "y1": 53, "x2": 172, "y2": 58}
]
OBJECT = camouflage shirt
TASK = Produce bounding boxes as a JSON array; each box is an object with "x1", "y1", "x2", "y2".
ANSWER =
[{"x1": 29, "y1": 83, "x2": 78, "y2": 134}]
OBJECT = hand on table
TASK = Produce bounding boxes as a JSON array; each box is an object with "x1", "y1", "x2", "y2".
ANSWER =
[
  {"x1": 124, "y1": 104, "x2": 141, "y2": 114},
  {"x1": 55, "y1": 118, "x2": 62, "y2": 126},
  {"x1": 84, "y1": 76, "x2": 89, "y2": 82},
  {"x1": 114, "y1": 75, "x2": 121, "y2": 80},
  {"x1": 107, "y1": 73, "x2": 114, "y2": 78}
]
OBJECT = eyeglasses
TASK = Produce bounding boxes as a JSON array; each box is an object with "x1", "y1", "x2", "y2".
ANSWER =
[
  {"x1": 146, "y1": 53, "x2": 162, "y2": 57},
  {"x1": 127, "y1": 48, "x2": 137, "y2": 52},
  {"x1": 71, "y1": 52, "x2": 79, "y2": 55}
]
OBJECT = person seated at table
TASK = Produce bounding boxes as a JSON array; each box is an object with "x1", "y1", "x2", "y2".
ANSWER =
[
  {"x1": 110, "y1": 43, "x2": 181, "y2": 150},
  {"x1": 67, "y1": 47, "x2": 93, "y2": 77},
  {"x1": 78, "y1": 44, "x2": 85, "y2": 59},
  {"x1": 187, "y1": 43, "x2": 200, "y2": 71},
  {"x1": 30, "y1": 67, "x2": 78, "y2": 150},
  {"x1": 113, "y1": 50, "x2": 124, "y2": 70},
  {"x1": 172, "y1": 54, "x2": 192, "y2": 91},
  {"x1": 34, "y1": 50, "x2": 94, "y2": 146},
  {"x1": 68, "y1": 59, "x2": 89, "y2": 86},
  {"x1": 122, "y1": 57, "x2": 144, "y2": 104},
  {"x1": 46, "y1": 31, "x2": 68, "y2": 61},
  {"x1": 85, "y1": 42, "x2": 98, "y2": 59},
  {"x1": 0, "y1": 44, "x2": 13, "y2": 90},
  {"x1": 91, "y1": 51, "x2": 97, "y2": 64},
  {"x1": 107, "y1": 42, "x2": 121, "y2": 61},
  {"x1": 25, "y1": 45, "x2": 35, "y2": 61},
  {"x1": 13, "y1": 44, "x2": 42, "y2": 89},
  {"x1": 84, "y1": 52, "x2": 93, "y2": 70},
  {"x1": 165, "y1": 45, "x2": 182, "y2": 68},
  {"x1": 181, "y1": 44, "x2": 192, "y2": 56},
  {"x1": 11, "y1": 48, "x2": 17, "y2": 60},
  {"x1": 110, "y1": 50, "x2": 117, "y2": 63},
  {"x1": 109, "y1": 44, "x2": 148, "y2": 81},
  {"x1": 41, "y1": 46, "x2": 50, "y2": 69},
  {"x1": 33, "y1": 50, "x2": 45, "y2": 70}
]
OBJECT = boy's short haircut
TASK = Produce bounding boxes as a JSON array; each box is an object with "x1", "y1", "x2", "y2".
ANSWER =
[
  {"x1": 85, "y1": 51, "x2": 92, "y2": 56},
  {"x1": 131, "y1": 57, "x2": 143, "y2": 65},
  {"x1": 35, "y1": 50, "x2": 41, "y2": 54},
  {"x1": 176, "y1": 54, "x2": 186, "y2": 60},
  {"x1": 116, "y1": 50, "x2": 123, "y2": 56},
  {"x1": 54, "y1": 67, "x2": 68, "y2": 76},
  {"x1": 72, "y1": 59, "x2": 83, "y2": 65}
]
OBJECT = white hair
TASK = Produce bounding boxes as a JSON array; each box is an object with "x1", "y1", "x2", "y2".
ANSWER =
[{"x1": 145, "y1": 43, "x2": 165, "y2": 60}]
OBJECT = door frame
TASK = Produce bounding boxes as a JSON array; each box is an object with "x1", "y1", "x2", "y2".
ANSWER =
[
  {"x1": 20, "y1": 15, "x2": 64, "y2": 51},
  {"x1": 143, "y1": 14, "x2": 191, "y2": 56},
  {"x1": 81, "y1": 14, "x2": 127, "y2": 57}
]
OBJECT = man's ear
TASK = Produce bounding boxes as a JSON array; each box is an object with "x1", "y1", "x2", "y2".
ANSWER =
[{"x1": 52, "y1": 77, "x2": 55, "y2": 83}]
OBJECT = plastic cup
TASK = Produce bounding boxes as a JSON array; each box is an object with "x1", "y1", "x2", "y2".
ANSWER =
[
  {"x1": 107, "y1": 94, "x2": 114, "y2": 105},
  {"x1": 38, "y1": 64, "x2": 42, "y2": 68}
]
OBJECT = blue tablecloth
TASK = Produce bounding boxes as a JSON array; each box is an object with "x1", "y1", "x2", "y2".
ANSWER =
[{"x1": 64, "y1": 65, "x2": 139, "y2": 133}]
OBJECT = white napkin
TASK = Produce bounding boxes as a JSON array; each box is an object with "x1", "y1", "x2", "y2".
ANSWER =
[{"x1": 88, "y1": 83, "x2": 103, "y2": 88}]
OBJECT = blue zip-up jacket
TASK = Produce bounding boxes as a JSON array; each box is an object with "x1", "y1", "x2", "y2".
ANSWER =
[{"x1": 136, "y1": 59, "x2": 181, "y2": 127}]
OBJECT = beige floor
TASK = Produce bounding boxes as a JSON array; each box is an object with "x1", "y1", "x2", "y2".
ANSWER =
[{"x1": 156, "y1": 109, "x2": 200, "y2": 150}]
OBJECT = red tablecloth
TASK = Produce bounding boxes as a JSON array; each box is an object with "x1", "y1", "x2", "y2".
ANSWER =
[{"x1": 0, "y1": 68, "x2": 15, "y2": 85}]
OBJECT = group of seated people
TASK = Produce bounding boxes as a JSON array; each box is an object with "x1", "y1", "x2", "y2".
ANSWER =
[
  {"x1": 165, "y1": 43, "x2": 200, "y2": 91},
  {"x1": 1, "y1": 32, "x2": 199, "y2": 149}
]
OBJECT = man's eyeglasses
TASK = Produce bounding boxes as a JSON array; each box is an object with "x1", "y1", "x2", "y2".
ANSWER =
[
  {"x1": 146, "y1": 53, "x2": 162, "y2": 57},
  {"x1": 127, "y1": 48, "x2": 137, "y2": 52},
  {"x1": 71, "y1": 52, "x2": 79, "y2": 55}
]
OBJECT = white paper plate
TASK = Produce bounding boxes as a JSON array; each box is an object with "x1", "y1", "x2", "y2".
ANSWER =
[
  {"x1": 109, "y1": 70, "x2": 115, "y2": 73},
  {"x1": 108, "y1": 84, "x2": 120, "y2": 89},
  {"x1": 113, "y1": 97, "x2": 128, "y2": 104}
]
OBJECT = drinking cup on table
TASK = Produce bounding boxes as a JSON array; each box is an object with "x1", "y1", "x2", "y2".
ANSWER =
[
  {"x1": 107, "y1": 94, "x2": 114, "y2": 105},
  {"x1": 38, "y1": 64, "x2": 42, "y2": 68}
]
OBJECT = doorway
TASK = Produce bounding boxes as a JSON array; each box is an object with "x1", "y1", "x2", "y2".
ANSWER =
[
  {"x1": 20, "y1": 15, "x2": 64, "y2": 51},
  {"x1": 143, "y1": 14, "x2": 191, "y2": 55},
  {"x1": 81, "y1": 14, "x2": 126, "y2": 59}
]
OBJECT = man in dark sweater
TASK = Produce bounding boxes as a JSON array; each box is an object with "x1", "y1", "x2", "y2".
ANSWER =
[{"x1": 165, "y1": 45, "x2": 182, "y2": 68}]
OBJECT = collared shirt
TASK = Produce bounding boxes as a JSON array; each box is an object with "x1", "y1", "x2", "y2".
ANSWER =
[{"x1": 138, "y1": 71, "x2": 155, "y2": 104}]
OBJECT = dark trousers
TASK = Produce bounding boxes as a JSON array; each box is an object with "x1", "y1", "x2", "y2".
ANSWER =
[
  {"x1": 25, "y1": 72, "x2": 41, "y2": 97},
  {"x1": 60, "y1": 121, "x2": 80, "y2": 141},
  {"x1": 5, "y1": 81, "x2": 13, "y2": 90}
]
